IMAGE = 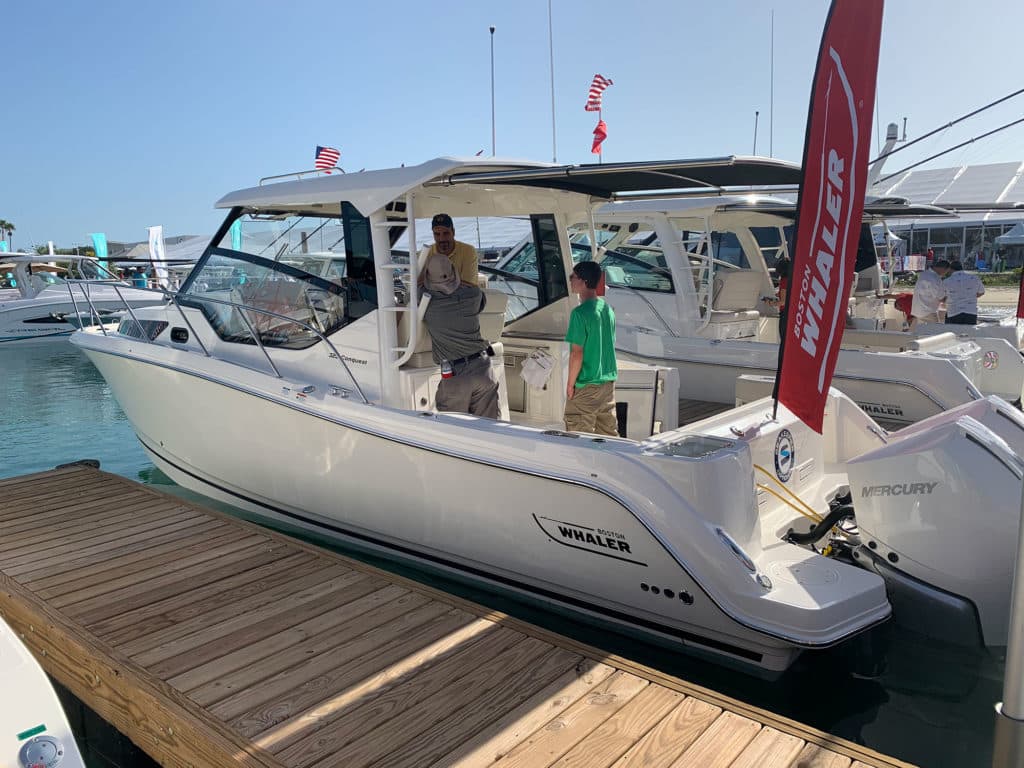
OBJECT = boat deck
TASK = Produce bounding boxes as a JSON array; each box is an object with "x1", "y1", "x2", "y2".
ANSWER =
[{"x1": 0, "y1": 466, "x2": 915, "y2": 768}]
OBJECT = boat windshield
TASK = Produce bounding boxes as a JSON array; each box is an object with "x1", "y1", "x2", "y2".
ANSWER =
[{"x1": 181, "y1": 249, "x2": 348, "y2": 350}]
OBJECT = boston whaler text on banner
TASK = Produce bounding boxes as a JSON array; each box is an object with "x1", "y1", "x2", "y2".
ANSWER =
[{"x1": 776, "y1": 0, "x2": 884, "y2": 433}]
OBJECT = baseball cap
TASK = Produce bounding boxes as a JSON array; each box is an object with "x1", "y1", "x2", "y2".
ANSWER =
[
  {"x1": 424, "y1": 252, "x2": 460, "y2": 295},
  {"x1": 431, "y1": 213, "x2": 454, "y2": 230}
]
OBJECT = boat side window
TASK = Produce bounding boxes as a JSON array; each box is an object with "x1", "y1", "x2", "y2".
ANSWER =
[
  {"x1": 532, "y1": 214, "x2": 569, "y2": 306},
  {"x1": 600, "y1": 250, "x2": 673, "y2": 292},
  {"x1": 501, "y1": 241, "x2": 540, "y2": 279},
  {"x1": 854, "y1": 223, "x2": 878, "y2": 272},
  {"x1": 709, "y1": 231, "x2": 749, "y2": 269},
  {"x1": 181, "y1": 250, "x2": 347, "y2": 350},
  {"x1": 752, "y1": 226, "x2": 785, "y2": 269},
  {"x1": 484, "y1": 214, "x2": 567, "y2": 324},
  {"x1": 341, "y1": 202, "x2": 377, "y2": 320}
]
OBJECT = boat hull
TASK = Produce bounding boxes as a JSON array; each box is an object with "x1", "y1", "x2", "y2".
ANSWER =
[
  {"x1": 78, "y1": 341, "x2": 878, "y2": 674},
  {"x1": 616, "y1": 328, "x2": 994, "y2": 427}
]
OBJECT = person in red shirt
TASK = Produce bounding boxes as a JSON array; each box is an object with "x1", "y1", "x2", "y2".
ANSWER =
[{"x1": 771, "y1": 255, "x2": 791, "y2": 340}]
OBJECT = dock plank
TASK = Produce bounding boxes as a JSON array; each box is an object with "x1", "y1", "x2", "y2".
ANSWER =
[
  {"x1": 236, "y1": 616, "x2": 513, "y2": 745},
  {"x1": 482, "y1": 671, "x2": 651, "y2": 768},
  {"x1": 0, "y1": 467, "x2": 917, "y2": 768},
  {"x1": 729, "y1": 726, "x2": 805, "y2": 768},
  {"x1": 4, "y1": 515, "x2": 229, "y2": 578},
  {"x1": 793, "y1": 743, "x2": 854, "y2": 768},
  {"x1": 319, "y1": 638, "x2": 571, "y2": 768},
  {"x1": 364, "y1": 645, "x2": 585, "y2": 768},
  {"x1": 67, "y1": 544, "x2": 294, "y2": 624},
  {"x1": 43, "y1": 533, "x2": 273, "y2": 604},
  {"x1": 137, "y1": 570, "x2": 383, "y2": 674},
  {"x1": 610, "y1": 696, "x2": 723, "y2": 768},
  {"x1": 431, "y1": 659, "x2": 616, "y2": 768},
  {"x1": 256, "y1": 614, "x2": 496, "y2": 757},
  {"x1": 177, "y1": 587, "x2": 432, "y2": 702},
  {"x1": 24, "y1": 524, "x2": 241, "y2": 593},
  {"x1": 87, "y1": 552, "x2": 322, "y2": 642},
  {"x1": 545, "y1": 684, "x2": 684, "y2": 768},
  {"x1": 671, "y1": 711, "x2": 762, "y2": 768}
]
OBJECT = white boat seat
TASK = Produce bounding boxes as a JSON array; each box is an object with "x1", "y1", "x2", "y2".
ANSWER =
[
  {"x1": 710, "y1": 269, "x2": 763, "y2": 312},
  {"x1": 399, "y1": 288, "x2": 509, "y2": 368}
]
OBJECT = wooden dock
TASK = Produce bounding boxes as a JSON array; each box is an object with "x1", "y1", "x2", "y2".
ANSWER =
[{"x1": 0, "y1": 465, "x2": 915, "y2": 768}]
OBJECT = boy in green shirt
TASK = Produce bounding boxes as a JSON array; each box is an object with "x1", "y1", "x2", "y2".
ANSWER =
[{"x1": 564, "y1": 261, "x2": 618, "y2": 436}]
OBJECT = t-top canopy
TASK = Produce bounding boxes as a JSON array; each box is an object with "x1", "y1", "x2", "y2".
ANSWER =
[
  {"x1": 431, "y1": 156, "x2": 802, "y2": 198},
  {"x1": 718, "y1": 199, "x2": 954, "y2": 219}
]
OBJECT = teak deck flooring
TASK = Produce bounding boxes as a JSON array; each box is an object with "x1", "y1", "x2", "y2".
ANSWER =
[{"x1": 0, "y1": 466, "x2": 915, "y2": 768}]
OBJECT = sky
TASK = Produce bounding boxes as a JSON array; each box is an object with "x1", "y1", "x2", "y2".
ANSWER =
[{"x1": 2, "y1": 0, "x2": 1022, "y2": 249}]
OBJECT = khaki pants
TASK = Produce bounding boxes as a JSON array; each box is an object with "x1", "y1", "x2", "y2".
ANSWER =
[
  {"x1": 436, "y1": 356, "x2": 500, "y2": 418},
  {"x1": 564, "y1": 381, "x2": 618, "y2": 436}
]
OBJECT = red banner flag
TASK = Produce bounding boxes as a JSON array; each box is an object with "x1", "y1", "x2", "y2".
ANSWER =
[
  {"x1": 775, "y1": 0, "x2": 884, "y2": 433},
  {"x1": 1016, "y1": 266, "x2": 1024, "y2": 319},
  {"x1": 592, "y1": 119, "x2": 608, "y2": 154}
]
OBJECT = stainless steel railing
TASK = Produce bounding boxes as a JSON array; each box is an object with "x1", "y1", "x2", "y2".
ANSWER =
[{"x1": 67, "y1": 280, "x2": 369, "y2": 404}]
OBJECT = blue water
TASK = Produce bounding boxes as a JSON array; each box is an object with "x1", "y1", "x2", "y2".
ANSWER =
[{"x1": 0, "y1": 342, "x2": 1006, "y2": 768}]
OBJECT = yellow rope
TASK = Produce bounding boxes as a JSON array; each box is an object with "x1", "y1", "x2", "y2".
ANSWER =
[
  {"x1": 754, "y1": 463, "x2": 824, "y2": 522},
  {"x1": 756, "y1": 483, "x2": 823, "y2": 523}
]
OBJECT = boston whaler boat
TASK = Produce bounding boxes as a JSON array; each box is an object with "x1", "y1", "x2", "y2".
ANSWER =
[
  {"x1": 0, "y1": 252, "x2": 164, "y2": 345},
  {"x1": 493, "y1": 194, "x2": 1024, "y2": 426},
  {"x1": 72, "y1": 157, "x2": 1024, "y2": 674}
]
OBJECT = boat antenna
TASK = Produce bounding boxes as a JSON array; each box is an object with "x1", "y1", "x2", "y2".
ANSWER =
[
  {"x1": 870, "y1": 86, "x2": 1024, "y2": 164},
  {"x1": 548, "y1": 1, "x2": 557, "y2": 163},
  {"x1": 490, "y1": 25, "x2": 497, "y2": 156},
  {"x1": 769, "y1": 8, "x2": 774, "y2": 157},
  {"x1": 753, "y1": 110, "x2": 760, "y2": 155},
  {"x1": 875, "y1": 115, "x2": 1024, "y2": 186}
]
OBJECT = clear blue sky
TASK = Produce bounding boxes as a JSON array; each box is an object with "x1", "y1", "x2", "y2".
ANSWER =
[{"x1": 2, "y1": 0, "x2": 1022, "y2": 249}]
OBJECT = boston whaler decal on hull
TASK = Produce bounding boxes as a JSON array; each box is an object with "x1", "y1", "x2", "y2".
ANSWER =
[
  {"x1": 858, "y1": 401, "x2": 905, "y2": 418},
  {"x1": 533, "y1": 514, "x2": 647, "y2": 566}
]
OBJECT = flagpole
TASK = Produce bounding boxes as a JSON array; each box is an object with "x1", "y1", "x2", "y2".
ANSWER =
[
  {"x1": 489, "y1": 25, "x2": 496, "y2": 156},
  {"x1": 548, "y1": 0, "x2": 557, "y2": 162},
  {"x1": 769, "y1": 8, "x2": 775, "y2": 157}
]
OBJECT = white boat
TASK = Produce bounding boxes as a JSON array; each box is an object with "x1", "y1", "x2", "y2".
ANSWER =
[
  {"x1": 71, "y1": 156, "x2": 1024, "y2": 674},
  {"x1": 492, "y1": 194, "x2": 1024, "y2": 426},
  {"x1": 1, "y1": 616, "x2": 85, "y2": 768},
  {"x1": 0, "y1": 253, "x2": 164, "y2": 346}
]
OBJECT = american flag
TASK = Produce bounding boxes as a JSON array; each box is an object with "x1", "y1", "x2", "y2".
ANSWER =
[
  {"x1": 584, "y1": 74, "x2": 613, "y2": 112},
  {"x1": 314, "y1": 145, "x2": 341, "y2": 172}
]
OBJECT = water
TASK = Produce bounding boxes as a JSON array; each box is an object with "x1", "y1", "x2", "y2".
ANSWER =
[{"x1": 0, "y1": 342, "x2": 1007, "y2": 768}]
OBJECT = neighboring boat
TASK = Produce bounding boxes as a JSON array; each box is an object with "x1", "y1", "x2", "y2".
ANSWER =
[
  {"x1": 1, "y1": 616, "x2": 85, "y2": 768},
  {"x1": 492, "y1": 194, "x2": 1024, "y2": 426},
  {"x1": 0, "y1": 253, "x2": 165, "y2": 345},
  {"x1": 71, "y1": 156, "x2": 1024, "y2": 674}
]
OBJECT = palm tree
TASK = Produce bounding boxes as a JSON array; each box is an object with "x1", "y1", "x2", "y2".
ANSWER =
[{"x1": 0, "y1": 219, "x2": 13, "y2": 251}]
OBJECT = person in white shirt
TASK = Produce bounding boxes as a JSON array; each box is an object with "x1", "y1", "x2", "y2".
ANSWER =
[
  {"x1": 943, "y1": 260, "x2": 985, "y2": 325},
  {"x1": 909, "y1": 259, "x2": 950, "y2": 329}
]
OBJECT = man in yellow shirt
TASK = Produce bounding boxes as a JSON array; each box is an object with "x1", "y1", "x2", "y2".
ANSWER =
[{"x1": 428, "y1": 213, "x2": 478, "y2": 287}]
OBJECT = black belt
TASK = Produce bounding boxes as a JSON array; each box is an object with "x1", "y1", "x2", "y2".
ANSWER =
[{"x1": 450, "y1": 348, "x2": 489, "y2": 366}]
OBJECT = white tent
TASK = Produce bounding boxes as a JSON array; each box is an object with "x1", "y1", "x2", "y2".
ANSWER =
[{"x1": 996, "y1": 222, "x2": 1024, "y2": 247}]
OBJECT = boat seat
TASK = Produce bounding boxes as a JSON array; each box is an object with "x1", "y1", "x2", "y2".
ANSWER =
[
  {"x1": 398, "y1": 288, "x2": 509, "y2": 369},
  {"x1": 710, "y1": 269, "x2": 763, "y2": 312},
  {"x1": 696, "y1": 270, "x2": 765, "y2": 338}
]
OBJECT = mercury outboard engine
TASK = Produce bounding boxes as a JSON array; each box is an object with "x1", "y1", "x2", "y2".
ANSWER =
[{"x1": 846, "y1": 410, "x2": 1024, "y2": 647}]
